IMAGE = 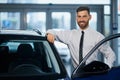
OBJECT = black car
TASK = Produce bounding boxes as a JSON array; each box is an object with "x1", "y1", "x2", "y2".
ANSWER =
[{"x1": 0, "y1": 30, "x2": 69, "y2": 80}]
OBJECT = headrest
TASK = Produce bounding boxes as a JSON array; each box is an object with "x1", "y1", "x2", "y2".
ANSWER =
[{"x1": 17, "y1": 44, "x2": 33, "y2": 58}]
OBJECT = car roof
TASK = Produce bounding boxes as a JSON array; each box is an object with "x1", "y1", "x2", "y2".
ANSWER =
[
  {"x1": 0, "y1": 30, "x2": 41, "y2": 36},
  {"x1": 0, "y1": 30, "x2": 46, "y2": 40}
]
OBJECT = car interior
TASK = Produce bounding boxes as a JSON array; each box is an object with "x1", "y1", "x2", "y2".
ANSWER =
[
  {"x1": 0, "y1": 41, "x2": 53, "y2": 74},
  {"x1": 8, "y1": 43, "x2": 44, "y2": 74}
]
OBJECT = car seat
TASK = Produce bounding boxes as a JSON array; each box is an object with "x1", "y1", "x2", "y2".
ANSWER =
[
  {"x1": 17, "y1": 44, "x2": 33, "y2": 58},
  {"x1": 9, "y1": 44, "x2": 42, "y2": 73}
]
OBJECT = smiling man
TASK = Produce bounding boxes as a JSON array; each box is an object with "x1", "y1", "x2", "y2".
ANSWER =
[{"x1": 46, "y1": 6, "x2": 116, "y2": 69}]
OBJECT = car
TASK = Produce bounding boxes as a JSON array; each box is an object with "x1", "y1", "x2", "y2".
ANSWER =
[
  {"x1": 71, "y1": 33, "x2": 120, "y2": 80},
  {"x1": 0, "y1": 30, "x2": 70, "y2": 80}
]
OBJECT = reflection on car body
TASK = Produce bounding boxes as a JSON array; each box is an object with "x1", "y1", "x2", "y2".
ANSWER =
[{"x1": 0, "y1": 30, "x2": 69, "y2": 80}]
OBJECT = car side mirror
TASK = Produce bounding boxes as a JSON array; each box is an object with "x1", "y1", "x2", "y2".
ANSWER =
[{"x1": 72, "y1": 61, "x2": 110, "y2": 78}]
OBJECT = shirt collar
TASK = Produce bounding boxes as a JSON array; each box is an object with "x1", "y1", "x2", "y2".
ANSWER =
[{"x1": 80, "y1": 26, "x2": 91, "y2": 33}]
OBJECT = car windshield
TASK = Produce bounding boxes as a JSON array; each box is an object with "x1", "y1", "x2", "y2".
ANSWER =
[{"x1": 0, "y1": 40, "x2": 60, "y2": 74}]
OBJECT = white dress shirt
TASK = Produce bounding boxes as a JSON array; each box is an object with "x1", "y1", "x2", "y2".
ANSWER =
[{"x1": 47, "y1": 27, "x2": 116, "y2": 68}]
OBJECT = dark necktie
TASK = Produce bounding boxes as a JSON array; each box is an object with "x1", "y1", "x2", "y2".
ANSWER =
[{"x1": 79, "y1": 31, "x2": 84, "y2": 64}]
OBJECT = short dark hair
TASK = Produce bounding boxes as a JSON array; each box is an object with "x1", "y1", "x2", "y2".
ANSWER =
[{"x1": 76, "y1": 6, "x2": 90, "y2": 14}]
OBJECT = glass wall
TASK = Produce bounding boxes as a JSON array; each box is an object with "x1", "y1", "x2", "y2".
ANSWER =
[
  {"x1": 118, "y1": 0, "x2": 120, "y2": 33},
  {"x1": 104, "y1": 6, "x2": 110, "y2": 36},
  {"x1": 27, "y1": 12, "x2": 46, "y2": 32},
  {"x1": 0, "y1": 12, "x2": 20, "y2": 30},
  {"x1": 52, "y1": 12, "x2": 71, "y2": 30}
]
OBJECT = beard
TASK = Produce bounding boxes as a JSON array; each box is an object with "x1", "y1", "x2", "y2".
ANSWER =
[{"x1": 78, "y1": 21, "x2": 89, "y2": 29}]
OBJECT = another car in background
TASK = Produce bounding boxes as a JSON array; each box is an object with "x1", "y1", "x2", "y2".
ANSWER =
[
  {"x1": 54, "y1": 41, "x2": 70, "y2": 63},
  {"x1": 0, "y1": 30, "x2": 69, "y2": 80}
]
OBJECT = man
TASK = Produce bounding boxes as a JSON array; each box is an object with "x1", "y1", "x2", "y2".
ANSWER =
[{"x1": 46, "y1": 6, "x2": 116, "y2": 68}]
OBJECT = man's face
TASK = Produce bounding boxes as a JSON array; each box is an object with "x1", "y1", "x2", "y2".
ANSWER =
[{"x1": 76, "y1": 10, "x2": 91, "y2": 30}]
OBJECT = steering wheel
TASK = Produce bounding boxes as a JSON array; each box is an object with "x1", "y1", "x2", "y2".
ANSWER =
[{"x1": 12, "y1": 64, "x2": 44, "y2": 74}]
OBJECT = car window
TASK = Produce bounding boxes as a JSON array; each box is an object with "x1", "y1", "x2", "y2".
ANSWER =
[
  {"x1": 43, "y1": 41, "x2": 60, "y2": 73},
  {"x1": 0, "y1": 40, "x2": 60, "y2": 74}
]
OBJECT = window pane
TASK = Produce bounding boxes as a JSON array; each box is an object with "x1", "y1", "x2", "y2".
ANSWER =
[
  {"x1": 118, "y1": 16, "x2": 120, "y2": 33},
  {"x1": 0, "y1": 12, "x2": 20, "y2": 30},
  {"x1": 104, "y1": 16, "x2": 110, "y2": 36},
  {"x1": 0, "y1": 0, "x2": 7, "y2": 3},
  {"x1": 104, "y1": 6, "x2": 110, "y2": 14},
  {"x1": 27, "y1": 12, "x2": 46, "y2": 33},
  {"x1": 118, "y1": 0, "x2": 120, "y2": 14},
  {"x1": 89, "y1": 12, "x2": 97, "y2": 30},
  {"x1": 52, "y1": 12, "x2": 71, "y2": 29}
]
